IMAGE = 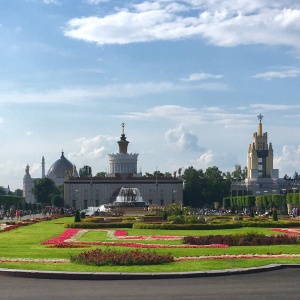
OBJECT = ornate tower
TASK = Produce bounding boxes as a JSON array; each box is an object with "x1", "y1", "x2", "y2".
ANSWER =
[
  {"x1": 108, "y1": 123, "x2": 139, "y2": 176},
  {"x1": 247, "y1": 114, "x2": 277, "y2": 179}
]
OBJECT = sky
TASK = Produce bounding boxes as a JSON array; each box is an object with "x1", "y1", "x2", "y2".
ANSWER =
[{"x1": 1, "y1": 0, "x2": 300, "y2": 191}]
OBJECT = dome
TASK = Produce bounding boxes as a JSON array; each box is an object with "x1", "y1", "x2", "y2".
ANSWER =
[{"x1": 47, "y1": 151, "x2": 78, "y2": 179}]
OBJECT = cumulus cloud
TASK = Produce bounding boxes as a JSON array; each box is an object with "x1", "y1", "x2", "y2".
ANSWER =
[
  {"x1": 165, "y1": 125, "x2": 204, "y2": 152},
  {"x1": 180, "y1": 72, "x2": 223, "y2": 81},
  {"x1": 194, "y1": 150, "x2": 214, "y2": 169},
  {"x1": 253, "y1": 68, "x2": 300, "y2": 80},
  {"x1": 274, "y1": 145, "x2": 300, "y2": 176},
  {"x1": 64, "y1": 0, "x2": 300, "y2": 53},
  {"x1": 69, "y1": 134, "x2": 116, "y2": 160}
]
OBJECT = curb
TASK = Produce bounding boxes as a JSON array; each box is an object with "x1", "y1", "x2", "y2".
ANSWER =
[{"x1": 1, "y1": 264, "x2": 300, "y2": 280}]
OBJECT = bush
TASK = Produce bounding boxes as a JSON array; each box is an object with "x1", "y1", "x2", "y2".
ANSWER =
[
  {"x1": 70, "y1": 248, "x2": 174, "y2": 266},
  {"x1": 183, "y1": 232, "x2": 299, "y2": 246},
  {"x1": 65, "y1": 222, "x2": 133, "y2": 229},
  {"x1": 74, "y1": 209, "x2": 81, "y2": 223}
]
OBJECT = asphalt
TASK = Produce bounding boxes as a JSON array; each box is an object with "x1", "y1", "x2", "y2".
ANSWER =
[{"x1": 0, "y1": 264, "x2": 300, "y2": 280}]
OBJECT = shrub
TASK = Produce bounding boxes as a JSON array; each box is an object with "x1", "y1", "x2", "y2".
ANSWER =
[
  {"x1": 70, "y1": 248, "x2": 174, "y2": 266},
  {"x1": 65, "y1": 222, "x2": 133, "y2": 229},
  {"x1": 74, "y1": 209, "x2": 81, "y2": 223},
  {"x1": 273, "y1": 208, "x2": 278, "y2": 221},
  {"x1": 183, "y1": 233, "x2": 299, "y2": 246}
]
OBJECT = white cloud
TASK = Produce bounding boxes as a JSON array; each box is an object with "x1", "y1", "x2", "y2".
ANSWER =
[
  {"x1": 165, "y1": 125, "x2": 204, "y2": 152},
  {"x1": 43, "y1": 0, "x2": 60, "y2": 4},
  {"x1": 274, "y1": 145, "x2": 300, "y2": 177},
  {"x1": 26, "y1": 131, "x2": 34, "y2": 136},
  {"x1": 253, "y1": 68, "x2": 300, "y2": 80},
  {"x1": 0, "y1": 117, "x2": 3, "y2": 124},
  {"x1": 250, "y1": 103, "x2": 300, "y2": 111},
  {"x1": 0, "y1": 81, "x2": 228, "y2": 104},
  {"x1": 86, "y1": 0, "x2": 109, "y2": 4},
  {"x1": 180, "y1": 72, "x2": 223, "y2": 81},
  {"x1": 69, "y1": 135, "x2": 116, "y2": 160},
  {"x1": 194, "y1": 150, "x2": 214, "y2": 169},
  {"x1": 64, "y1": 1, "x2": 300, "y2": 53}
]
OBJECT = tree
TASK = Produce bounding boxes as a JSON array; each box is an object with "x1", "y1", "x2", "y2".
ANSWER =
[
  {"x1": 231, "y1": 165, "x2": 247, "y2": 180},
  {"x1": 183, "y1": 167, "x2": 206, "y2": 207},
  {"x1": 79, "y1": 165, "x2": 92, "y2": 178},
  {"x1": 204, "y1": 166, "x2": 231, "y2": 208},
  {"x1": 31, "y1": 178, "x2": 58, "y2": 205},
  {"x1": 95, "y1": 172, "x2": 106, "y2": 178},
  {"x1": 0, "y1": 186, "x2": 6, "y2": 195},
  {"x1": 51, "y1": 194, "x2": 64, "y2": 208},
  {"x1": 14, "y1": 189, "x2": 23, "y2": 197}
]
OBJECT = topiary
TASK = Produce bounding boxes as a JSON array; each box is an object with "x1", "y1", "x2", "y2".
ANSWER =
[
  {"x1": 74, "y1": 209, "x2": 81, "y2": 222},
  {"x1": 273, "y1": 208, "x2": 278, "y2": 221}
]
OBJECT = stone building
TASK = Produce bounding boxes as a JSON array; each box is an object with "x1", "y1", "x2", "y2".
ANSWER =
[{"x1": 64, "y1": 124, "x2": 183, "y2": 209}]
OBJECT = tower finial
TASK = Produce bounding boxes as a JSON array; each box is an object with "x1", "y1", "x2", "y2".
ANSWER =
[
  {"x1": 121, "y1": 123, "x2": 125, "y2": 135},
  {"x1": 257, "y1": 114, "x2": 263, "y2": 123}
]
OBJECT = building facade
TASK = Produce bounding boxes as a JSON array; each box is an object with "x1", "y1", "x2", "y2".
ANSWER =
[
  {"x1": 231, "y1": 115, "x2": 299, "y2": 197},
  {"x1": 64, "y1": 124, "x2": 183, "y2": 209}
]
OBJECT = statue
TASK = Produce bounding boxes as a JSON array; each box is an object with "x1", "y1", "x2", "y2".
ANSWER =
[{"x1": 25, "y1": 165, "x2": 30, "y2": 174}]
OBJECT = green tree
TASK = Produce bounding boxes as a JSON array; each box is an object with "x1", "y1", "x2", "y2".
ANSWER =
[
  {"x1": 231, "y1": 165, "x2": 247, "y2": 180},
  {"x1": 204, "y1": 166, "x2": 231, "y2": 207},
  {"x1": 0, "y1": 186, "x2": 6, "y2": 195},
  {"x1": 183, "y1": 167, "x2": 206, "y2": 207},
  {"x1": 95, "y1": 172, "x2": 106, "y2": 178},
  {"x1": 31, "y1": 178, "x2": 58, "y2": 205},
  {"x1": 51, "y1": 194, "x2": 64, "y2": 208},
  {"x1": 14, "y1": 189, "x2": 23, "y2": 197},
  {"x1": 79, "y1": 165, "x2": 92, "y2": 178}
]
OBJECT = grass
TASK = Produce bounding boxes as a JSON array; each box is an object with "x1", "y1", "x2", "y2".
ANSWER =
[{"x1": 1, "y1": 216, "x2": 300, "y2": 272}]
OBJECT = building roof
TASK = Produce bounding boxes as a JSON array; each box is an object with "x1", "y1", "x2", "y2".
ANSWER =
[{"x1": 47, "y1": 151, "x2": 78, "y2": 179}]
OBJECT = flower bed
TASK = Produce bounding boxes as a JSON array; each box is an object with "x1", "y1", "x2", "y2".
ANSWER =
[
  {"x1": 41, "y1": 229, "x2": 229, "y2": 249},
  {"x1": 41, "y1": 229, "x2": 81, "y2": 244},
  {"x1": 70, "y1": 248, "x2": 174, "y2": 266}
]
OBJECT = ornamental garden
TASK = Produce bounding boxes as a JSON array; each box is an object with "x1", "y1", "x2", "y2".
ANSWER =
[{"x1": 1, "y1": 206, "x2": 300, "y2": 273}]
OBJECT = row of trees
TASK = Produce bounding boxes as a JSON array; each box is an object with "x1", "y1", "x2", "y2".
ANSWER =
[{"x1": 223, "y1": 194, "x2": 284, "y2": 212}]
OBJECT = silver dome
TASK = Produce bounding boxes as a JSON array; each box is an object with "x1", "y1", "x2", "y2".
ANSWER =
[{"x1": 47, "y1": 151, "x2": 78, "y2": 179}]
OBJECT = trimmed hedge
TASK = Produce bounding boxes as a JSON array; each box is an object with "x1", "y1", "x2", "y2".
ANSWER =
[
  {"x1": 65, "y1": 222, "x2": 133, "y2": 229},
  {"x1": 184, "y1": 233, "x2": 299, "y2": 246},
  {"x1": 132, "y1": 223, "x2": 242, "y2": 230}
]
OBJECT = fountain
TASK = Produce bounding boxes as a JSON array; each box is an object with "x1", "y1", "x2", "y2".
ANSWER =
[{"x1": 113, "y1": 187, "x2": 146, "y2": 207}]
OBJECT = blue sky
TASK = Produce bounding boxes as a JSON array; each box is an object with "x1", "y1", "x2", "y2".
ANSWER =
[{"x1": 1, "y1": 0, "x2": 300, "y2": 191}]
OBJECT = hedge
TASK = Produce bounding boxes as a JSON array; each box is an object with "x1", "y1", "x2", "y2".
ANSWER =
[
  {"x1": 65, "y1": 222, "x2": 133, "y2": 229},
  {"x1": 132, "y1": 223, "x2": 242, "y2": 230}
]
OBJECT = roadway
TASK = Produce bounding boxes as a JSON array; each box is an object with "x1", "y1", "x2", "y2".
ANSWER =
[{"x1": 1, "y1": 267, "x2": 300, "y2": 300}]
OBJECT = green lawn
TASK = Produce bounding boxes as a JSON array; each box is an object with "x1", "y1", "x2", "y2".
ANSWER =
[{"x1": 1, "y1": 217, "x2": 300, "y2": 272}]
